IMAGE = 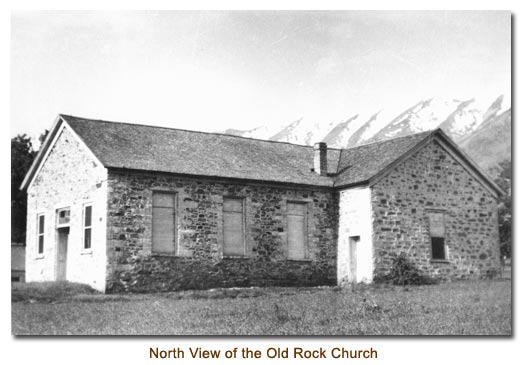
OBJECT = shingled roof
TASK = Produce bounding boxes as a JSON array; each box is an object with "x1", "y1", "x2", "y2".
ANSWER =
[
  {"x1": 20, "y1": 114, "x2": 502, "y2": 196},
  {"x1": 333, "y1": 130, "x2": 434, "y2": 187},
  {"x1": 62, "y1": 115, "x2": 341, "y2": 187}
]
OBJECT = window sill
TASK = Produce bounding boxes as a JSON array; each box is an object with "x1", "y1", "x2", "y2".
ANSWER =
[
  {"x1": 35, "y1": 255, "x2": 45, "y2": 260},
  {"x1": 81, "y1": 250, "x2": 93, "y2": 255},
  {"x1": 430, "y1": 259, "x2": 450, "y2": 264},
  {"x1": 287, "y1": 258, "x2": 311, "y2": 262},
  {"x1": 222, "y1": 255, "x2": 249, "y2": 259},
  {"x1": 151, "y1": 253, "x2": 179, "y2": 258}
]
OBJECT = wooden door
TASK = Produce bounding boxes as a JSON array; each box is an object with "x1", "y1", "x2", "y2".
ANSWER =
[
  {"x1": 56, "y1": 228, "x2": 69, "y2": 281},
  {"x1": 349, "y1": 236, "x2": 359, "y2": 283}
]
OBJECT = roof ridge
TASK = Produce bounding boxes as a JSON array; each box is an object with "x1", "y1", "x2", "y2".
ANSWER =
[
  {"x1": 342, "y1": 129, "x2": 437, "y2": 150},
  {"x1": 59, "y1": 114, "x2": 344, "y2": 151}
]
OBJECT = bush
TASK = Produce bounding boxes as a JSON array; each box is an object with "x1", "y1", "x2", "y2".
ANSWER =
[
  {"x1": 12, "y1": 281, "x2": 99, "y2": 303},
  {"x1": 374, "y1": 253, "x2": 439, "y2": 286}
]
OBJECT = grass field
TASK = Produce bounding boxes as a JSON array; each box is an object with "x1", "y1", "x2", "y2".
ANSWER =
[{"x1": 12, "y1": 279, "x2": 511, "y2": 336}]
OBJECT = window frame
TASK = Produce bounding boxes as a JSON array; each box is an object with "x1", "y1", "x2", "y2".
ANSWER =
[
  {"x1": 36, "y1": 213, "x2": 45, "y2": 257},
  {"x1": 151, "y1": 191, "x2": 178, "y2": 256},
  {"x1": 428, "y1": 210, "x2": 448, "y2": 262},
  {"x1": 82, "y1": 204, "x2": 93, "y2": 253},
  {"x1": 222, "y1": 196, "x2": 246, "y2": 258},
  {"x1": 56, "y1": 207, "x2": 71, "y2": 228},
  {"x1": 286, "y1": 201, "x2": 309, "y2": 261}
]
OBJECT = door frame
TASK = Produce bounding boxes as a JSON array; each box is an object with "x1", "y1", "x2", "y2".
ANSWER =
[{"x1": 55, "y1": 206, "x2": 71, "y2": 281}]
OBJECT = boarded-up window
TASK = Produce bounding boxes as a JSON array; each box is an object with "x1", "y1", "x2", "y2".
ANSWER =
[
  {"x1": 287, "y1": 202, "x2": 307, "y2": 260},
  {"x1": 152, "y1": 192, "x2": 177, "y2": 254},
  {"x1": 429, "y1": 212, "x2": 446, "y2": 260},
  {"x1": 83, "y1": 205, "x2": 92, "y2": 249},
  {"x1": 37, "y1": 214, "x2": 45, "y2": 254},
  {"x1": 223, "y1": 198, "x2": 245, "y2": 256}
]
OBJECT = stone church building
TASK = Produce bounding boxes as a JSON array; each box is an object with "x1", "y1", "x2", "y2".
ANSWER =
[{"x1": 20, "y1": 115, "x2": 503, "y2": 292}]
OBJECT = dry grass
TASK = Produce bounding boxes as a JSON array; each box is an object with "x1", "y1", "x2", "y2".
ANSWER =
[
  {"x1": 11, "y1": 281, "x2": 100, "y2": 303},
  {"x1": 12, "y1": 279, "x2": 511, "y2": 336}
]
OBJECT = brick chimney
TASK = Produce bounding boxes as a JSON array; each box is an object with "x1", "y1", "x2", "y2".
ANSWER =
[{"x1": 313, "y1": 142, "x2": 328, "y2": 176}]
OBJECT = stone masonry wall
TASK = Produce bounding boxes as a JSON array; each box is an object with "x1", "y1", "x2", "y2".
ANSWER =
[
  {"x1": 371, "y1": 140, "x2": 500, "y2": 280},
  {"x1": 26, "y1": 126, "x2": 108, "y2": 291},
  {"x1": 105, "y1": 170, "x2": 337, "y2": 292}
]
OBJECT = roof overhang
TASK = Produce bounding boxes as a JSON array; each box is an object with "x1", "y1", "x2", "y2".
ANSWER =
[
  {"x1": 106, "y1": 166, "x2": 336, "y2": 190},
  {"x1": 19, "y1": 115, "x2": 64, "y2": 191}
]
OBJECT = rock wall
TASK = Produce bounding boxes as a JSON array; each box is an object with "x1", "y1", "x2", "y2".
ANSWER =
[
  {"x1": 371, "y1": 140, "x2": 500, "y2": 280},
  {"x1": 105, "y1": 171, "x2": 337, "y2": 292}
]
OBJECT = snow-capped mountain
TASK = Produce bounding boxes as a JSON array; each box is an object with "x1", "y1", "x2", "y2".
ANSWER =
[
  {"x1": 366, "y1": 98, "x2": 461, "y2": 144},
  {"x1": 223, "y1": 125, "x2": 281, "y2": 140},
  {"x1": 321, "y1": 114, "x2": 363, "y2": 147},
  {"x1": 346, "y1": 110, "x2": 391, "y2": 147},
  {"x1": 458, "y1": 107, "x2": 511, "y2": 173},
  {"x1": 269, "y1": 117, "x2": 338, "y2": 146},
  {"x1": 437, "y1": 98, "x2": 483, "y2": 141},
  {"x1": 220, "y1": 94, "x2": 511, "y2": 174}
]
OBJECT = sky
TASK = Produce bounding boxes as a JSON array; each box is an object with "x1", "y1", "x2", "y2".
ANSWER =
[{"x1": 10, "y1": 10, "x2": 511, "y2": 142}]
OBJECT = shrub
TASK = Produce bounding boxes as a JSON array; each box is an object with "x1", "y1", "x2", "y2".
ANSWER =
[{"x1": 375, "y1": 253, "x2": 439, "y2": 286}]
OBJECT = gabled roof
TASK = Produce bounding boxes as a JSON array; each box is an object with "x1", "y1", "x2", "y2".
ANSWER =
[
  {"x1": 333, "y1": 128, "x2": 503, "y2": 197},
  {"x1": 333, "y1": 131, "x2": 434, "y2": 187},
  {"x1": 20, "y1": 115, "x2": 503, "y2": 198},
  {"x1": 57, "y1": 115, "x2": 341, "y2": 187}
]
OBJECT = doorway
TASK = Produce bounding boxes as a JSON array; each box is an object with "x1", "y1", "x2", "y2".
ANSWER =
[
  {"x1": 56, "y1": 227, "x2": 69, "y2": 281},
  {"x1": 349, "y1": 236, "x2": 360, "y2": 282}
]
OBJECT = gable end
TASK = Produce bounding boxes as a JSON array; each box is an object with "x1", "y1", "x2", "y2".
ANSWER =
[
  {"x1": 368, "y1": 130, "x2": 503, "y2": 199},
  {"x1": 20, "y1": 115, "x2": 105, "y2": 191}
]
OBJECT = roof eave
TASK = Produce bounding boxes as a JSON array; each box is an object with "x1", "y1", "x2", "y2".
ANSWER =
[
  {"x1": 105, "y1": 166, "x2": 336, "y2": 190},
  {"x1": 433, "y1": 128, "x2": 505, "y2": 197},
  {"x1": 19, "y1": 115, "x2": 65, "y2": 191},
  {"x1": 333, "y1": 180, "x2": 370, "y2": 190}
]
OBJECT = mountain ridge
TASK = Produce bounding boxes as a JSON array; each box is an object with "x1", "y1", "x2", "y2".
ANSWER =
[{"x1": 220, "y1": 95, "x2": 511, "y2": 175}]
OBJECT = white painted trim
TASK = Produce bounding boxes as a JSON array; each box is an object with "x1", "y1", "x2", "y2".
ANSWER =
[
  {"x1": 82, "y1": 202, "x2": 94, "y2": 252},
  {"x1": 36, "y1": 212, "x2": 45, "y2": 257}
]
